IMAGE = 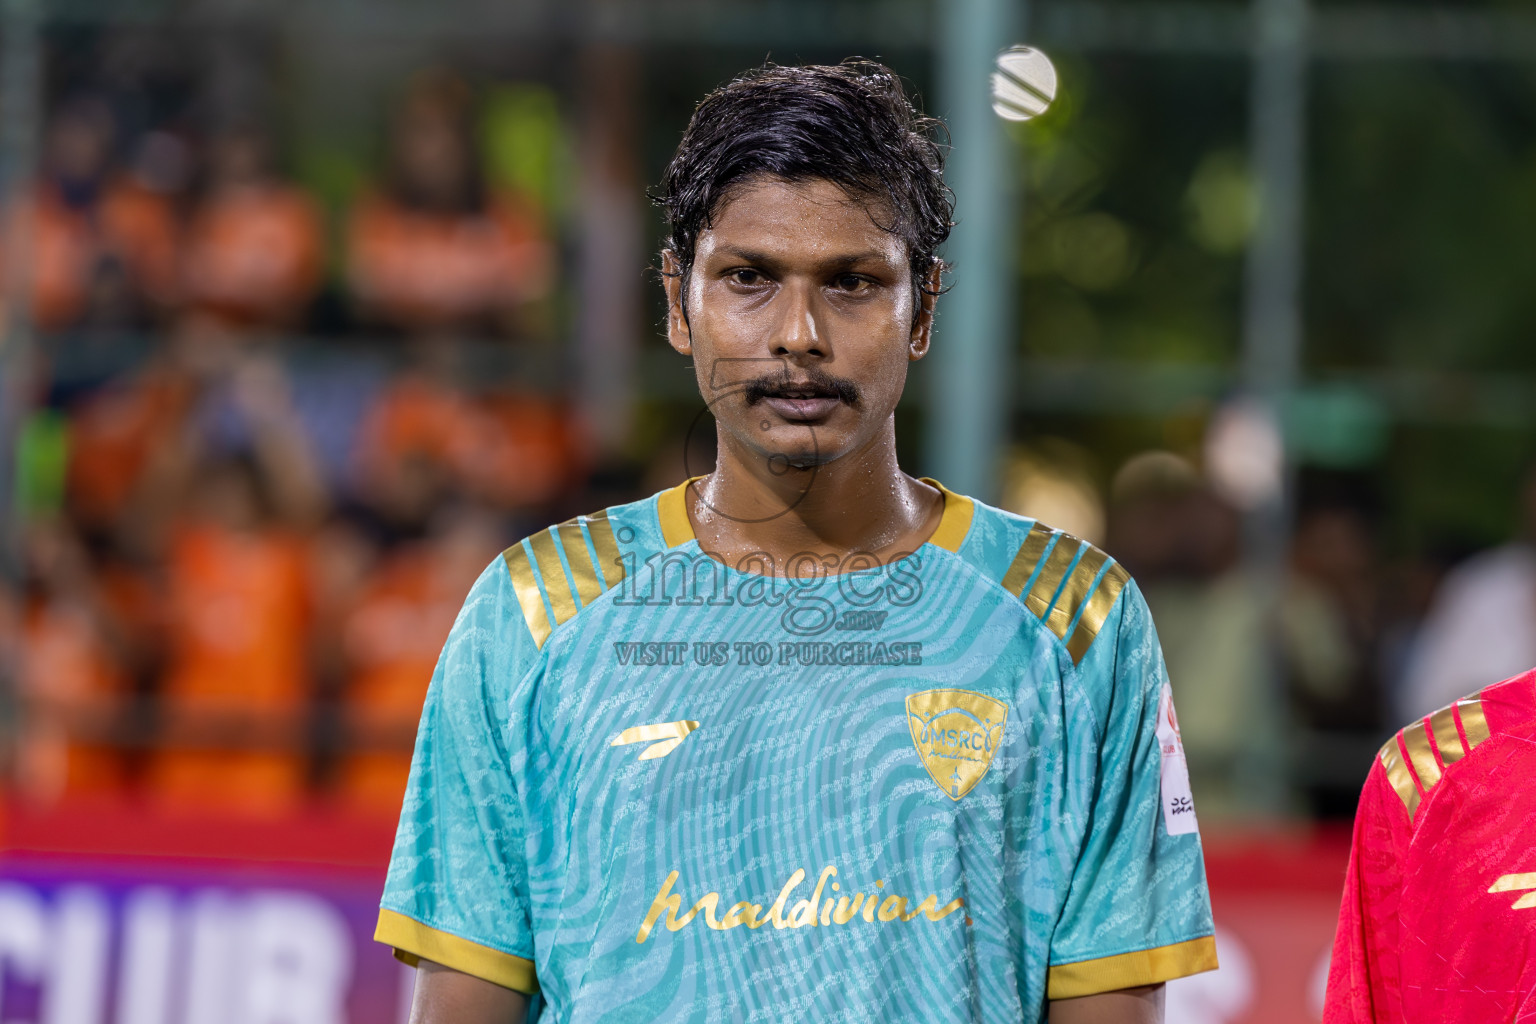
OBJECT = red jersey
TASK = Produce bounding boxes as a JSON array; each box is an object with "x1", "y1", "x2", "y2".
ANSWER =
[{"x1": 1324, "y1": 669, "x2": 1536, "y2": 1023}]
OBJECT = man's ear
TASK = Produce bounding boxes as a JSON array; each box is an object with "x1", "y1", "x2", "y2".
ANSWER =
[
  {"x1": 661, "y1": 250, "x2": 692, "y2": 356},
  {"x1": 908, "y1": 263, "x2": 942, "y2": 361}
]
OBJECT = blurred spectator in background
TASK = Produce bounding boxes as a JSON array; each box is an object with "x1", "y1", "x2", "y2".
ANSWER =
[
  {"x1": 1283, "y1": 489, "x2": 1387, "y2": 817},
  {"x1": 347, "y1": 72, "x2": 553, "y2": 336},
  {"x1": 180, "y1": 125, "x2": 324, "y2": 329},
  {"x1": 350, "y1": 338, "x2": 583, "y2": 540},
  {"x1": 1109, "y1": 451, "x2": 1286, "y2": 819},
  {"x1": 1, "y1": 96, "x2": 178, "y2": 332},
  {"x1": 1398, "y1": 463, "x2": 1536, "y2": 720},
  {"x1": 336, "y1": 502, "x2": 503, "y2": 811},
  {"x1": 1285, "y1": 487, "x2": 1384, "y2": 734},
  {"x1": 1109, "y1": 452, "x2": 1385, "y2": 819},
  {"x1": 133, "y1": 347, "x2": 328, "y2": 816},
  {"x1": 63, "y1": 325, "x2": 199, "y2": 542},
  {"x1": 10, "y1": 521, "x2": 132, "y2": 804}
]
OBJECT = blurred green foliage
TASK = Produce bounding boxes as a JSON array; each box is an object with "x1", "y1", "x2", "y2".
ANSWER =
[
  {"x1": 14, "y1": 410, "x2": 68, "y2": 522},
  {"x1": 1013, "y1": 47, "x2": 1536, "y2": 553},
  {"x1": 482, "y1": 83, "x2": 574, "y2": 217}
]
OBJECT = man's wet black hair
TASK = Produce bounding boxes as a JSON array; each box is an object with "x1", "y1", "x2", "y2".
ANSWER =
[{"x1": 655, "y1": 59, "x2": 954, "y2": 305}]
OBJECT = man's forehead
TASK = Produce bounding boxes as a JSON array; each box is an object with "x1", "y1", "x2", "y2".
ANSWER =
[{"x1": 698, "y1": 176, "x2": 907, "y2": 265}]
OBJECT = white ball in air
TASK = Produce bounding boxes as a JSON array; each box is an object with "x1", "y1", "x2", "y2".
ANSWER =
[{"x1": 992, "y1": 46, "x2": 1058, "y2": 122}]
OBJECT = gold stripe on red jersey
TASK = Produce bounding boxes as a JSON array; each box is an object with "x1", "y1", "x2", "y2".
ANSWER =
[
  {"x1": 1429, "y1": 702, "x2": 1466, "y2": 765},
  {"x1": 1378, "y1": 736, "x2": 1421, "y2": 820},
  {"x1": 1457, "y1": 697, "x2": 1492, "y2": 749},
  {"x1": 1379, "y1": 690, "x2": 1502, "y2": 822},
  {"x1": 1402, "y1": 721, "x2": 1442, "y2": 792}
]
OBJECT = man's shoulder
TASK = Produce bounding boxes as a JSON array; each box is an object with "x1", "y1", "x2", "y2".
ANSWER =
[
  {"x1": 1374, "y1": 669, "x2": 1536, "y2": 823},
  {"x1": 497, "y1": 487, "x2": 676, "y2": 650},
  {"x1": 947, "y1": 490, "x2": 1136, "y2": 669}
]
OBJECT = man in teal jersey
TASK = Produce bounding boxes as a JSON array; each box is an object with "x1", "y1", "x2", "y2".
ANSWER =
[{"x1": 377, "y1": 60, "x2": 1217, "y2": 1023}]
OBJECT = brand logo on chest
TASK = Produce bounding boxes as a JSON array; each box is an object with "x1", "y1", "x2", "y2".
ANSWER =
[{"x1": 905, "y1": 689, "x2": 1008, "y2": 800}]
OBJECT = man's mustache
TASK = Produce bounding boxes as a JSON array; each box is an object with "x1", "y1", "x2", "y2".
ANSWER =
[{"x1": 742, "y1": 369, "x2": 860, "y2": 407}]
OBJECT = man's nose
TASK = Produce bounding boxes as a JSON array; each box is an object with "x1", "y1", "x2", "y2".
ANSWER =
[{"x1": 770, "y1": 280, "x2": 827, "y2": 361}]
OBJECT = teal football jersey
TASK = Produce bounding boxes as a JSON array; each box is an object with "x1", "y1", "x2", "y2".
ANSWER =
[{"x1": 377, "y1": 479, "x2": 1216, "y2": 1021}]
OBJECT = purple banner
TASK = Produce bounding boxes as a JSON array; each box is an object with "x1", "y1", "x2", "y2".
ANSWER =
[{"x1": 0, "y1": 857, "x2": 408, "y2": 1024}]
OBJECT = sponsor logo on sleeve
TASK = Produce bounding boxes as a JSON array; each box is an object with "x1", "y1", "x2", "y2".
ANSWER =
[{"x1": 1157, "y1": 681, "x2": 1199, "y2": 836}]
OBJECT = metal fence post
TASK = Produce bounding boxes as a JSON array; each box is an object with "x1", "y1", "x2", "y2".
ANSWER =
[
  {"x1": 927, "y1": 0, "x2": 1022, "y2": 502},
  {"x1": 1240, "y1": 0, "x2": 1310, "y2": 814}
]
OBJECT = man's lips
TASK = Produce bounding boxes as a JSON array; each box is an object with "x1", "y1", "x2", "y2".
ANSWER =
[{"x1": 760, "y1": 395, "x2": 843, "y2": 421}]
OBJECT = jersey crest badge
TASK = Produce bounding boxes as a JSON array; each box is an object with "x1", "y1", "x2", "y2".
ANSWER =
[{"x1": 905, "y1": 690, "x2": 1008, "y2": 800}]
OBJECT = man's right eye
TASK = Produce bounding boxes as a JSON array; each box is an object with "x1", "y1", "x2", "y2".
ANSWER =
[{"x1": 730, "y1": 268, "x2": 765, "y2": 286}]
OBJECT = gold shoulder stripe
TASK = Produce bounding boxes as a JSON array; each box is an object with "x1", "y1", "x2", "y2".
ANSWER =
[
  {"x1": 1000, "y1": 523, "x2": 1054, "y2": 596},
  {"x1": 503, "y1": 541, "x2": 553, "y2": 648},
  {"x1": 1458, "y1": 697, "x2": 1491, "y2": 749},
  {"x1": 1065, "y1": 561, "x2": 1131, "y2": 665},
  {"x1": 505, "y1": 510, "x2": 630, "y2": 650},
  {"x1": 529, "y1": 528, "x2": 576, "y2": 627},
  {"x1": 1378, "y1": 736, "x2": 1421, "y2": 820},
  {"x1": 1043, "y1": 545, "x2": 1110, "y2": 640},
  {"x1": 376, "y1": 909, "x2": 538, "y2": 994},
  {"x1": 586, "y1": 509, "x2": 625, "y2": 589},
  {"x1": 556, "y1": 520, "x2": 602, "y2": 608},
  {"x1": 1385, "y1": 694, "x2": 1494, "y2": 817},
  {"x1": 1023, "y1": 534, "x2": 1082, "y2": 620},
  {"x1": 1046, "y1": 935, "x2": 1218, "y2": 1000},
  {"x1": 1400, "y1": 720, "x2": 1442, "y2": 792},
  {"x1": 1428, "y1": 702, "x2": 1466, "y2": 766},
  {"x1": 1000, "y1": 525, "x2": 1133, "y2": 665}
]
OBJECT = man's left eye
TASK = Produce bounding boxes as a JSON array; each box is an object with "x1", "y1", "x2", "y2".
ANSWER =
[{"x1": 833, "y1": 275, "x2": 870, "y2": 292}]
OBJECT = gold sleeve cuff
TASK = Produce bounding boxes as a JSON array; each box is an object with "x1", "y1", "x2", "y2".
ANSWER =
[
  {"x1": 1047, "y1": 934, "x2": 1218, "y2": 1000},
  {"x1": 375, "y1": 909, "x2": 539, "y2": 994}
]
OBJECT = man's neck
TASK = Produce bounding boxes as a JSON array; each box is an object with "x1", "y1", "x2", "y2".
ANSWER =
[{"x1": 685, "y1": 429, "x2": 943, "y2": 575}]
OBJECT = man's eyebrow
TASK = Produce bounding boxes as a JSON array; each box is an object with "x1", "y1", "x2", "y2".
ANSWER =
[{"x1": 714, "y1": 246, "x2": 779, "y2": 266}]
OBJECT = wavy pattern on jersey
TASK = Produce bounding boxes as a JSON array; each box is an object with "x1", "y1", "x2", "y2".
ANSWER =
[
  {"x1": 379, "y1": 488, "x2": 1214, "y2": 1024},
  {"x1": 518, "y1": 537, "x2": 1105, "y2": 1022}
]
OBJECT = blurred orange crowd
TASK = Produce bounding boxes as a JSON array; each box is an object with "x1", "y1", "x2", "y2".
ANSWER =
[{"x1": 0, "y1": 72, "x2": 592, "y2": 819}]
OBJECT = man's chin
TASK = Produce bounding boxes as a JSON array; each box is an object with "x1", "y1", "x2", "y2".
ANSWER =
[
  {"x1": 723, "y1": 422, "x2": 854, "y2": 473},
  {"x1": 753, "y1": 442, "x2": 842, "y2": 473}
]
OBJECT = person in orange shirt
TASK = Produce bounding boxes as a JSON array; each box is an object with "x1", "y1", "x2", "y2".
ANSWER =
[
  {"x1": 181, "y1": 127, "x2": 324, "y2": 328},
  {"x1": 337, "y1": 504, "x2": 503, "y2": 812},
  {"x1": 65, "y1": 314, "x2": 267, "y2": 542},
  {"x1": 349, "y1": 357, "x2": 470, "y2": 547},
  {"x1": 10, "y1": 521, "x2": 134, "y2": 803},
  {"x1": 347, "y1": 73, "x2": 553, "y2": 335},
  {"x1": 351, "y1": 341, "x2": 585, "y2": 527},
  {"x1": 451, "y1": 390, "x2": 584, "y2": 511},
  {"x1": 1, "y1": 97, "x2": 179, "y2": 332},
  {"x1": 139, "y1": 352, "x2": 329, "y2": 815},
  {"x1": 64, "y1": 345, "x2": 196, "y2": 538}
]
